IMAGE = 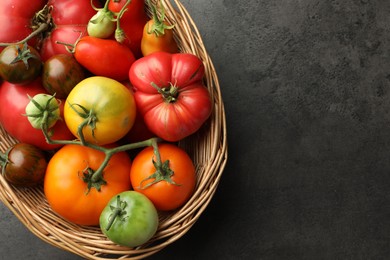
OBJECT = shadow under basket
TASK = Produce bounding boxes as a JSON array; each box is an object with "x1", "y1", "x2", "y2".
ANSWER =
[{"x1": 0, "y1": 0, "x2": 228, "y2": 259}]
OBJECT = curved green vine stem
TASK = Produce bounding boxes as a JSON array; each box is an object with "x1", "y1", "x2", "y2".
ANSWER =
[
  {"x1": 114, "y1": 0, "x2": 132, "y2": 43},
  {"x1": 39, "y1": 108, "x2": 161, "y2": 193},
  {"x1": 146, "y1": 0, "x2": 174, "y2": 37},
  {"x1": 0, "y1": 5, "x2": 53, "y2": 47},
  {"x1": 105, "y1": 195, "x2": 128, "y2": 231}
]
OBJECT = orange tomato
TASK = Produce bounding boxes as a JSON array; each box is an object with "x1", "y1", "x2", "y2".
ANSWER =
[
  {"x1": 140, "y1": 1, "x2": 178, "y2": 56},
  {"x1": 130, "y1": 143, "x2": 196, "y2": 211},
  {"x1": 44, "y1": 144, "x2": 132, "y2": 226}
]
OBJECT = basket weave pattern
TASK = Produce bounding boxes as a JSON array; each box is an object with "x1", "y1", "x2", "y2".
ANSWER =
[{"x1": 0, "y1": 0, "x2": 227, "y2": 259}]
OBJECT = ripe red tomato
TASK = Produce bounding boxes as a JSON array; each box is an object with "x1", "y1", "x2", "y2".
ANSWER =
[
  {"x1": 73, "y1": 36, "x2": 136, "y2": 81},
  {"x1": 0, "y1": 1, "x2": 100, "y2": 61},
  {"x1": 108, "y1": 0, "x2": 148, "y2": 58},
  {"x1": 129, "y1": 52, "x2": 213, "y2": 142},
  {"x1": 0, "y1": 78, "x2": 74, "y2": 150},
  {"x1": 130, "y1": 143, "x2": 196, "y2": 211},
  {"x1": 44, "y1": 144, "x2": 132, "y2": 225},
  {"x1": 0, "y1": 1, "x2": 46, "y2": 52},
  {"x1": 39, "y1": 0, "x2": 101, "y2": 61}
]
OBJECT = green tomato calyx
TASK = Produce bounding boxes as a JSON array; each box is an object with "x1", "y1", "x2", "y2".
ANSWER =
[
  {"x1": 66, "y1": 102, "x2": 98, "y2": 145},
  {"x1": 137, "y1": 141, "x2": 181, "y2": 189},
  {"x1": 11, "y1": 43, "x2": 41, "y2": 70},
  {"x1": 25, "y1": 94, "x2": 60, "y2": 130},
  {"x1": 87, "y1": 0, "x2": 116, "y2": 38},
  {"x1": 151, "y1": 82, "x2": 179, "y2": 103},
  {"x1": 105, "y1": 195, "x2": 128, "y2": 231},
  {"x1": 146, "y1": 0, "x2": 174, "y2": 37},
  {"x1": 81, "y1": 165, "x2": 107, "y2": 194}
]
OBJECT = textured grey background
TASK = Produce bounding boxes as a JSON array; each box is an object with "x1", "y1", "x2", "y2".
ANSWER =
[{"x1": 2, "y1": 0, "x2": 390, "y2": 259}]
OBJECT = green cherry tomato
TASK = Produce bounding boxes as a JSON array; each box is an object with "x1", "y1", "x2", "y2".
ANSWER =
[
  {"x1": 25, "y1": 93, "x2": 61, "y2": 129},
  {"x1": 0, "y1": 43, "x2": 42, "y2": 84},
  {"x1": 1, "y1": 143, "x2": 47, "y2": 187},
  {"x1": 99, "y1": 191, "x2": 159, "y2": 247},
  {"x1": 42, "y1": 54, "x2": 85, "y2": 99}
]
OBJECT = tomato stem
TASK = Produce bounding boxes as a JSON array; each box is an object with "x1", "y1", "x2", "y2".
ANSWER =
[
  {"x1": 146, "y1": 0, "x2": 174, "y2": 37},
  {"x1": 137, "y1": 140, "x2": 181, "y2": 189},
  {"x1": 151, "y1": 82, "x2": 178, "y2": 103},
  {"x1": 105, "y1": 195, "x2": 128, "y2": 231},
  {"x1": 0, "y1": 5, "x2": 53, "y2": 47},
  {"x1": 114, "y1": 0, "x2": 132, "y2": 43}
]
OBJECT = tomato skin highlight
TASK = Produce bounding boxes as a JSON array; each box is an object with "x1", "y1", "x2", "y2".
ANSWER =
[
  {"x1": 44, "y1": 144, "x2": 132, "y2": 226},
  {"x1": 64, "y1": 76, "x2": 137, "y2": 145},
  {"x1": 130, "y1": 143, "x2": 196, "y2": 211},
  {"x1": 74, "y1": 36, "x2": 136, "y2": 81}
]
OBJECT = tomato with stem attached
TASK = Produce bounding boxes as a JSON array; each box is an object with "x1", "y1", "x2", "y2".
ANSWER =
[
  {"x1": 0, "y1": 78, "x2": 74, "y2": 150},
  {"x1": 108, "y1": 0, "x2": 148, "y2": 58},
  {"x1": 0, "y1": 43, "x2": 42, "y2": 84},
  {"x1": 64, "y1": 76, "x2": 136, "y2": 145},
  {"x1": 141, "y1": 0, "x2": 178, "y2": 56},
  {"x1": 99, "y1": 191, "x2": 159, "y2": 247},
  {"x1": 129, "y1": 51, "x2": 212, "y2": 142},
  {"x1": 44, "y1": 143, "x2": 132, "y2": 226},
  {"x1": 1, "y1": 143, "x2": 47, "y2": 187},
  {"x1": 130, "y1": 143, "x2": 196, "y2": 211}
]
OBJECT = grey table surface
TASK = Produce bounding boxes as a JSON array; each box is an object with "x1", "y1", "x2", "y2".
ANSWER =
[{"x1": 2, "y1": 0, "x2": 390, "y2": 259}]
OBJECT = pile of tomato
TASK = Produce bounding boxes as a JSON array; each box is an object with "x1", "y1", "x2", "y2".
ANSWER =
[{"x1": 0, "y1": 0, "x2": 212, "y2": 248}]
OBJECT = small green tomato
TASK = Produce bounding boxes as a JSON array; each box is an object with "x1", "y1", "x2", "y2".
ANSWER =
[
  {"x1": 25, "y1": 94, "x2": 60, "y2": 129},
  {"x1": 100, "y1": 191, "x2": 159, "y2": 248},
  {"x1": 87, "y1": 6, "x2": 116, "y2": 38}
]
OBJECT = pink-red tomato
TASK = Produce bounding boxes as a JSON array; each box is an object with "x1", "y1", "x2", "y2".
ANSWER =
[
  {"x1": 129, "y1": 52, "x2": 213, "y2": 142},
  {"x1": 0, "y1": 78, "x2": 74, "y2": 150}
]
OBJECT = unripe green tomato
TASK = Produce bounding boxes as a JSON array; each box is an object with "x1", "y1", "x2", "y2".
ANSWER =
[
  {"x1": 99, "y1": 191, "x2": 159, "y2": 248},
  {"x1": 87, "y1": 10, "x2": 116, "y2": 38},
  {"x1": 25, "y1": 94, "x2": 60, "y2": 129}
]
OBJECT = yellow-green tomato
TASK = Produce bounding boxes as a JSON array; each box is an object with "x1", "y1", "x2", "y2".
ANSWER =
[
  {"x1": 64, "y1": 76, "x2": 136, "y2": 145},
  {"x1": 100, "y1": 191, "x2": 159, "y2": 248}
]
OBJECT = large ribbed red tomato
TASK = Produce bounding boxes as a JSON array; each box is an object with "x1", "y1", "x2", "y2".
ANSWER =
[{"x1": 129, "y1": 52, "x2": 212, "y2": 142}]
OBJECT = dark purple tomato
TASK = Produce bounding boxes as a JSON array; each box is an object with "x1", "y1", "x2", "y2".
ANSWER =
[
  {"x1": 0, "y1": 43, "x2": 42, "y2": 84},
  {"x1": 42, "y1": 54, "x2": 86, "y2": 99},
  {"x1": 1, "y1": 143, "x2": 47, "y2": 187}
]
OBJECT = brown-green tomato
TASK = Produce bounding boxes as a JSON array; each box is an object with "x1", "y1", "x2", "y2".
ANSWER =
[
  {"x1": 0, "y1": 43, "x2": 42, "y2": 84},
  {"x1": 1, "y1": 143, "x2": 47, "y2": 187},
  {"x1": 42, "y1": 54, "x2": 85, "y2": 99}
]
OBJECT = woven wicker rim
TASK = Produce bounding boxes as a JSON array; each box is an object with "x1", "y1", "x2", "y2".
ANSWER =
[{"x1": 0, "y1": 0, "x2": 228, "y2": 259}]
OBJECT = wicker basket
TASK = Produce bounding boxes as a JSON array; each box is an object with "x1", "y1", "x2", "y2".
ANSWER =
[{"x1": 0, "y1": 0, "x2": 227, "y2": 259}]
